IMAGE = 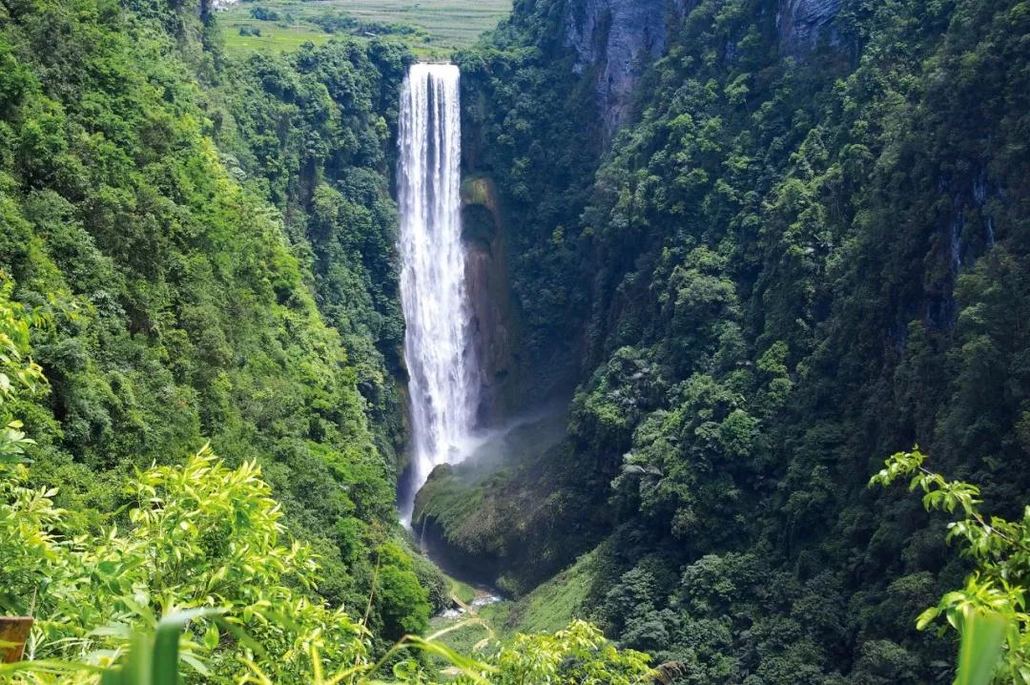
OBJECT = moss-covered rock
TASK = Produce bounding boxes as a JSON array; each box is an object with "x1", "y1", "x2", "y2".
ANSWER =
[{"x1": 412, "y1": 409, "x2": 610, "y2": 596}]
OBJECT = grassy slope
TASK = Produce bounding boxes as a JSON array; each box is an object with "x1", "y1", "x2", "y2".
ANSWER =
[
  {"x1": 499, "y1": 548, "x2": 599, "y2": 635},
  {"x1": 429, "y1": 548, "x2": 600, "y2": 658},
  {"x1": 218, "y1": 0, "x2": 511, "y2": 56}
]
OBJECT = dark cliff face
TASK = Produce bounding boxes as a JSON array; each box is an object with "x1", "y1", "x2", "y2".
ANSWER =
[
  {"x1": 562, "y1": 0, "x2": 843, "y2": 132},
  {"x1": 461, "y1": 177, "x2": 520, "y2": 424},
  {"x1": 562, "y1": 0, "x2": 690, "y2": 134},
  {"x1": 777, "y1": 0, "x2": 842, "y2": 54}
]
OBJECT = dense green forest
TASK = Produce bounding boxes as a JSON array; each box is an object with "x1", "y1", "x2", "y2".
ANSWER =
[
  {"x1": 2, "y1": 0, "x2": 1030, "y2": 682},
  {"x1": 0, "y1": 0, "x2": 436, "y2": 666},
  {"x1": 417, "y1": 0, "x2": 1030, "y2": 681},
  {"x1": 0, "y1": 0, "x2": 662, "y2": 681}
]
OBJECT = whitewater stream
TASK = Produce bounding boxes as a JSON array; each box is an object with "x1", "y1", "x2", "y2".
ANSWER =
[{"x1": 397, "y1": 63, "x2": 481, "y2": 524}]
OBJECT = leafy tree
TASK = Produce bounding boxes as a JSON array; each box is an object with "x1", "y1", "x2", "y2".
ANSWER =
[
  {"x1": 0, "y1": 0, "x2": 427, "y2": 654},
  {"x1": 429, "y1": 0, "x2": 1030, "y2": 682},
  {"x1": 873, "y1": 448, "x2": 1030, "y2": 682}
]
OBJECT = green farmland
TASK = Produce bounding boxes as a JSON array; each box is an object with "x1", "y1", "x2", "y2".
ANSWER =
[{"x1": 218, "y1": 0, "x2": 512, "y2": 56}]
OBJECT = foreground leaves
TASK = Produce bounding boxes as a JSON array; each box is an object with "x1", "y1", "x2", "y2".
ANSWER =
[
  {"x1": 955, "y1": 608, "x2": 1007, "y2": 685},
  {"x1": 874, "y1": 449, "x2": 1030, "y2": 683}
]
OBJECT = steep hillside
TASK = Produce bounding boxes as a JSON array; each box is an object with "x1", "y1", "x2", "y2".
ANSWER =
[
  {"x1": 5, "y1": 0, "x2": 1030, "y2": 681},
  {"x1": 417, "y1": 0, "x2": 1030, "y2": 680},
  {"x1": 0, "y1": 0, "x2": 432, "y2": 645},
  {"x1": 212, "y1": 40, "x2": 411, "y2": 471}
]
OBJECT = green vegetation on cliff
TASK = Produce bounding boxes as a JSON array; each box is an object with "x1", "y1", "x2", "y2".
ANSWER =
[
  {"x1": 417, "y1": 0, "x2": 1030, "y2": 681},
  {"x1": 0, "y1": 1, "x2": 661, "y2": 682},
  {"x1": 0, "y1": 0, "x2": 424, "y2": 649}
]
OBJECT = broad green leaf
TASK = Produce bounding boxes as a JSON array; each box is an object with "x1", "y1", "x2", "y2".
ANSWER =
[{"x1": 955, "y1": 608, "x2": 1008, "y2": 685}]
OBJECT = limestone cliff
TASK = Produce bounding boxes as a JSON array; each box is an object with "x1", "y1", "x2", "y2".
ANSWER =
[
  {"x1": 777, "y1": 0, "x2": 842, "y2": 54},
  {"x1": 561, "y1": 0, "x2": 844, "y2": 131},
  {"x1": 562, "y1": 0, "x2": 689, "y2": 134}
]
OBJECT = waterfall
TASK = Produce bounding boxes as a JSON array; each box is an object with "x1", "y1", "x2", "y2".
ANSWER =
[{"x1": 397, "y1": 63, "x2": 479, "y2": 523}]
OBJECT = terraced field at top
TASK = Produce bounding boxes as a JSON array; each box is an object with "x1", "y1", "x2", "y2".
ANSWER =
[{"x1": 218, "y1": 0, "x2": 512, "y2": 56}]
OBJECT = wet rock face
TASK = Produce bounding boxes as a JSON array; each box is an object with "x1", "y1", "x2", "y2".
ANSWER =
[
  {"x1": 461, "y1": 177, "x2": 518, "y2": 423},
  {"x1": 777, "y1": 0, "x2": 842, "y2": 54},
  {"x1": 466, "y1": 240, "x2": 514, "y2": 421},
  {"x1": 563, "y1": 0, "x2": 689, "y2": 134}
]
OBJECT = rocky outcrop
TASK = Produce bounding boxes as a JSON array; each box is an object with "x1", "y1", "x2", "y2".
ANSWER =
[
  {"x1": 777, "y1": 0, "x2": 842, "y2": 54},
  {"x1": 923, "y1": 168, "x2": 1001, "y2": 331},
  {"x1": 412, "y1": 410, "x2": 583, "y2": 597},
  {"x1": 563, "y1": 0, "x2": 690, "y2": 134}
]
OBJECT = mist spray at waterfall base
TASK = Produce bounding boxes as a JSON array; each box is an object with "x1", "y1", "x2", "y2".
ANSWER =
[
  {"x1": 396, "y1": 63, "x2": 481, "y2": 524},
  {"x1": 408, "y1": 402, "x2": 570, "y2": 601}
]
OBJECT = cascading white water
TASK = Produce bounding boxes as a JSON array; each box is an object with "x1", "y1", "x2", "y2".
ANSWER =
[{"x1": 397, "y1": 63, "x2": 479, "y2": 523}]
